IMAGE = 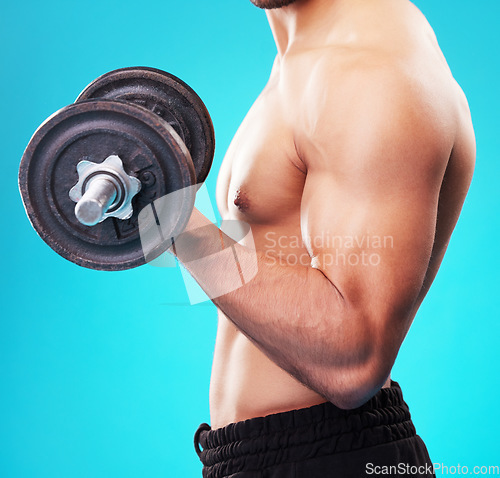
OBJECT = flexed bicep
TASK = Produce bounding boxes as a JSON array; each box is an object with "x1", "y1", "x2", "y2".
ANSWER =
[{"x1": 298, "y1": 73, "x2": 453, "y2": 353}]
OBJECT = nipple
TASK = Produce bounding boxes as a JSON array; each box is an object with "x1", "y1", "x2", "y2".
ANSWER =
[{"x1": 233, "y1": 189, "x2": 250, "y2": 212}]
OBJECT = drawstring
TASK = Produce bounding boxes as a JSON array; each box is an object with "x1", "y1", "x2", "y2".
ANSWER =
[{"x1": 194, "y1": 423, "x2": 211, "y2": 457}]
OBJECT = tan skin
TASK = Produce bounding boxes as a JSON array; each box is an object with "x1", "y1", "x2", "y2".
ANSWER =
[{"x1": 173, "y1": 0, "x2": 475, "y2": 430}]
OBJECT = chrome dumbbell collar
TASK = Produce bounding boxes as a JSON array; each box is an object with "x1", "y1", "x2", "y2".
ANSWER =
[{"x1": 69, "y1": 155, "x2": 141, "y2": 226}]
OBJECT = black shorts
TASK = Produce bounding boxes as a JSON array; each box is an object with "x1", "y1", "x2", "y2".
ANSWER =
[{"x1": 194, "y1": 381, "x2": 435, "y2": 477}]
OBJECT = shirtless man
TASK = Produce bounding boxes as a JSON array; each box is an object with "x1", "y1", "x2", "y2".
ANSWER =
[{"x1": 173, "y1": 0, "x2": 475, "y2": 476}]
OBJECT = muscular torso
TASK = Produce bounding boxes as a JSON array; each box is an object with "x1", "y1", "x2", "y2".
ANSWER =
[{"x1": 210, "y1": 0, "x2": 475, "y2": 429}]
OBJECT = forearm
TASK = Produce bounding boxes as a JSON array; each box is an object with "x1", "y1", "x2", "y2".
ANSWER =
[{"x1": 173, "y1": 210, "x2": 380, "y2": 406}]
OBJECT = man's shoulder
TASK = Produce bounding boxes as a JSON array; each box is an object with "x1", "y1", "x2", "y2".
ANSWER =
[
  {"x1": 298, "y1": 0, "x2": 454, "y2": 111},
  {"x1": 298, "y1": 49, "x2": 456, "y2": 139},
  {"x1": 291, "y1": 44, "x2": 467, "y2": 174}
]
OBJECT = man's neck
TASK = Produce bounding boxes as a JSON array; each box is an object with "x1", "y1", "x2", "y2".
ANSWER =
[{"x1": 266, "y1": 0, "x2": 352, "y2": 57}]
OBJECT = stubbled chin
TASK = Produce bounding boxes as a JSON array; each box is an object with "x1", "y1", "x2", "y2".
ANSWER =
[{"x1": 249, "y1": 0, "x2": 299, "y2": 10}]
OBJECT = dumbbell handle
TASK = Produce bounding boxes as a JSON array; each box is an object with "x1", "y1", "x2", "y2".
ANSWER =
[{"x1": 75, "y1": 177, "x2": 117, "y2": 226}]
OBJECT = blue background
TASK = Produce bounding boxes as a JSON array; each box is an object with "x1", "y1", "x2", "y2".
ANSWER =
[{"x1": 0, "y1": 0, "x2": 498, "y2": 476}]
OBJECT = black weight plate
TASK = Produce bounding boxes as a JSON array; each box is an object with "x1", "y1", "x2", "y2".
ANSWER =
[
  {"x1": 19, "y1": 99, "x2": 196, "y2": 271},
  {"x1": 76, "y1": 67, "x2": 215, "y2": 184}
]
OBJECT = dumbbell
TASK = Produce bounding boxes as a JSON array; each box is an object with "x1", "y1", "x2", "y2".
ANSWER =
[{"x1": 18, "y1": 67, "x2": 215, "y2": 271}]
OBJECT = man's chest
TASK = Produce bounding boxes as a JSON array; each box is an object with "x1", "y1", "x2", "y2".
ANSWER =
[{"x1": 215, "y1": 90, "x2": 306, "y2": 226}]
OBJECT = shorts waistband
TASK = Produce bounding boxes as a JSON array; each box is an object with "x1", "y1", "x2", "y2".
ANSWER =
[{"x1": 196, "y1": 381, "x2": 416, "y2": 477}]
